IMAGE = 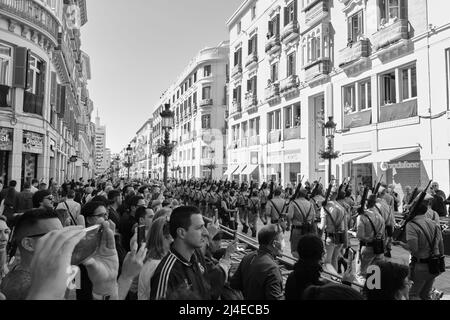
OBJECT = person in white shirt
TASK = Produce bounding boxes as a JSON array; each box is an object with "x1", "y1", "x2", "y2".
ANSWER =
[
  {"x1": 138, "y1": 217, "x2": 172, "y2": 300},
  {"x1": 30, "y1": 179, "x2": 39, "y2": 194},
  {"x1": 56, "y1": 190, "x2": 81, "y2": 225}
]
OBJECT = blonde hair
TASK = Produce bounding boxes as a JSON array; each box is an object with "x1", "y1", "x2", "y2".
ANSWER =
[{"x1": 145, "y1": 217, "x2": 171, "y2": 261}]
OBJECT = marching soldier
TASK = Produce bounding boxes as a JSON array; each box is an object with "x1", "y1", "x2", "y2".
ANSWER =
[
  {"x1": 220, "y1": 188, "x2": 238, "y2": 230},
  {"x1": 247, "y1": 190, "x2": 261, "y2": 238},
  {"x1": 356, "y1": 194, "x2": 385, "y2": 282},
  {"x1": 287, "y1": 188, "x2": 317, "y2": 259},
  {"x1": 206, "y1": 185, "x2": 219, "y2": 219},
  {"x1": 319, "y1": 188, "x2": 348, "y2": 273},
  {"x1": 395, "y1": 203, "x2": 445, "y2": 300},
  {"x1": 259, "y1": 183, "x2": 270, "y2": 225},
  {"x1": 237, "y1": 183, "x2": 250, "y2": 234},
  {"x1": 266, "y1": 188, "x2": 286, "y2": 225},
  {"x1": 310, "y1": 182, "x2": 325, "y2": 237},
  {"x1": 374, "y1": 187, "x2": 395, "y2": 258}
]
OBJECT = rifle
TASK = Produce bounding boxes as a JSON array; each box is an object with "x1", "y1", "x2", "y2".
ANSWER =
[
  {"x1": 408, "y1": 181, "x2": 421, "y2": 206},
  {"x1": 310, "y1": 177, "x2": 322, "y2": 198},
  {"x1": 357, "y1": 186, "x2": 370, "y2": 215},
  {"x1": 372, "y1": 174, "x2": 384, "y2": 195},
  {"x1": 248, "y1": 180, "x2": 254, "y2": 199},
  {"x1": 322, "y1": 182, "x2": 333, "y2": 207},
  {"x1": 394, "y1": 180, "x2": 433, "y2": 241},
  {"x1": 337, "y1": 178, "x2": 348, "y2": 200},
  {"x1": 344, "y1": 177, "x2": 352, "y2": 194},
  {"x1": 291, "y1": 175, "x2": 304, "y2": 201},
  {"x1": 268, "y1": 181, "x2": 275, "y2": 201}
]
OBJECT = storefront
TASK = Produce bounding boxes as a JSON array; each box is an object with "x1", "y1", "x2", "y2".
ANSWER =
[
  {"x1": 22, "y1": 131, "x2": 43, "y2": 186},
  {"x1": 0, "y1": 127, "x2": 13, "y2": 183},
  {"x1": 284, "y1": 149, "x2": 302, "y2": 186}
]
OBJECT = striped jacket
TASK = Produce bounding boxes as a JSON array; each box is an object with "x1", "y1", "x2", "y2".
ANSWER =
[{"x1": 149, "y1": 246, "x2": 226, "y2": 300}]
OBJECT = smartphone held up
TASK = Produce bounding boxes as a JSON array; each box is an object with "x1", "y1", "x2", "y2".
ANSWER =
[{"x1": 71, "y1": 224, "x2": 103, "y2": 265}]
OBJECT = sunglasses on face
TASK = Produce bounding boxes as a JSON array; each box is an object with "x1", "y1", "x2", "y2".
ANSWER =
[{"x1": 44, "y1": 196, "x2": 54, "y2": 201}]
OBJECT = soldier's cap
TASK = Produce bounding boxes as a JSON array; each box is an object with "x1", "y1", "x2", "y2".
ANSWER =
[{"x1": 298, "y1": 188, "x2": 308, "y2": 198}]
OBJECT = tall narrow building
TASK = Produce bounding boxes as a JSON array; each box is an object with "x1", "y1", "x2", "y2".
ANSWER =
[{"x1": 95, "y1": 112, "x2": 107, "y2": 175}]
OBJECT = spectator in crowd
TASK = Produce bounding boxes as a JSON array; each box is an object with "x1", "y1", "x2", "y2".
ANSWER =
[
  {"x1": 138, "y1": 217, "x2": 173, "y2": 300},
  {"x1": 285, "y1": 234, "x2": 326, "y2": 300},
  {"x1": 363, "y1": 260, "x2": 411, "y2": 300},
  {"x1": 430, "y1": 182, "x2": 447, "y2": 217},
  {"x1": 0, "y1": 216, "x2": 11, "y2": 285},
  {"x1": 302, "y1": 283, "x2": 364, "y2": 300},
  {"x1": 230, "y1": 224, "x2": 284, "y2": 300},
  {"x1": 56, "y1": 190, "x2": 81, "y2": 226},
  {"x1": 38, "y1": 183, "x2": 47, "y2": 191},
  {"x1": 150, "y1": 206, "x2": 227, "y2": 300},
  {"x1": 32, "y1": 190, "x2": 54, "y2": 211},
  {"x1": 17, "y1": 182, "x2": 34, "y2": 213},
  {"x1": 0, "y1": 181, "x2": 20, "y2": 225},
  {"x1": 107, "y1": 190, "x2": 122, "y2": 227},
  {"x1": 30, "y1": 179, "x2": 39, "y2": 194},
  {"x1": 0, "y1": 209, "x2": 62, "y2": 299},
  {"x1": 424, "y1": 194, "x2": 440, "y2": 225},
  {"x1": 402, "y1": 185, "x2": 412, "y2": 209},
  {"x1": 119, "y1": 196, "x2": 145, "y2": 252}
]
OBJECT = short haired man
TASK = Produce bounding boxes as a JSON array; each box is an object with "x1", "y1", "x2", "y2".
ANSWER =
[
  {"x1": 119, "y1": 196, "x2": 145, "y2": 252},
  {"x1": 0, "y1": 209, "x2": 62, "y2": 299},
  {"x1": 56, "y1": 189, "x2": 81, "y2": 225},
  {"x1": 107, "y1": 190, "x2": 122, "y2": 227},
  {"x1": 150, "y1": 206, "x2": 229, "y2": 300},
  {"x1": 430, "y1": 182, "x2": 447, "y2": 217},
  {"x1": 230, "y1": 224, "x2": 285, "y2": 300},
  {"x1": 17, "y1": 182, "x2": 34, "y2": 213},
  {"x1": 32, "y1": 190, "x2": 54, "y2": 210}
]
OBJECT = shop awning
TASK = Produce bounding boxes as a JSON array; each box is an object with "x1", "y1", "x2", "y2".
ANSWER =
[
  {"x1": 231, "y1": 165, "x2": 243, "y2": 175},
  {"x1": 223, "y1": 165, "x2": 239, "y2": 176},
  {"x1": 241, "y1": 164, "x2": 258, "y2": 175},
  {"x1": 340, "y1": 152, "x2": 371, "y2": 164},
  {"x1": 354, "y1": 147, "x2": 419, "y2": 164}
]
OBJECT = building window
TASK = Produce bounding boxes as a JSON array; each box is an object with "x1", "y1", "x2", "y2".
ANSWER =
[
  {"x1": 401, "y1": 65, "x2": 417, "y2": 100},
  {"x1": 348, "y1": 10, "x2": 364, "y2": 44},
  {"x1": 380, "y1": 71, "x2": 396, "y2": 106},
  {"x1": 233, "y1": 85, "x2": 242, "y2": 106},
  {"x1": 201, "y1": 146, "x2": 209, "y2": 159},
  {"x1": 177, "y1": 90, "x2": 180, "y2": 99},
  {"x1": 247, "y1": 76, "x2": 257, "y2": 95},
  {"x1": 27, "y1": 55, "x2": 44, "y2": 95},
  {"x1": 270, "y1": 62, "x2": 279, "y2": 82},
  {"x1": 0, "y1": 43, "x2": 11, "y2": 86},
  {"x1": 192, "y1": 148, "x2": 196, "y2": 160},
  {"x1": 204, "y1": 65, "x2": 211, "y2": 77},
  {"x1": 202, "y1": 86, "x2": 211, "y2": 100},
  {"x1": 188, "y1": 77, "x2": 192, "y2": 87},
  {"x1": 234, "y1": 48, "x2": 242, "y2": 66},
  {"x1": 446, "y1": 49, "x2": 450, "y2": 110},
  {"x1": 284, "y1": 0, "x2": 297, "y2": 26},
  {"x1": 237, "y1": 21, "x2": 241, "y2": 35},
  {"x1": 378, "y1": 0, "x2": 407, "y2": 26},
  {"x1": 268, "y1": 110, "x2": 281, "y2": 131},
  {"x1": 248, "y1": 34, "x2": 258, "y2": 55},
  {"x1": 344, "y1": 79, "x2": 371, "y2": 114},
  {"x1": 287, "y1": 52, "x2": 296, "y2": 77},
  {"x1": 268, "y1": 14, "x2": 280, "y2": 38},
  {"x1": 202, "y1": 114, "x2": 211, "y2": 129},
  {"x1": 193, "y1": 71, "x2": 197, "y2": 82},
  {"x1": 251, "y1": 6, "x2": 256, "y2": 20}
]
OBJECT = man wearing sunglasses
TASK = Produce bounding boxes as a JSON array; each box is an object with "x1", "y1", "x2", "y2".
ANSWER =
[
  {"x1": 32, "y1": 190, "x2": 55, "y2": 211},
  {"x1": 0, "y1": 208, "x2": 62, "y2": 299}
]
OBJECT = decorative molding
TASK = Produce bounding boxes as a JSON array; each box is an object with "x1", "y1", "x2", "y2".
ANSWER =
[
  {"x1": 21, "y1": 26, "x2": 29, "y2": 38},
  {"x1": 269, "y1": 5, "x2": 281, "y2": 18},
  {"x1": 31, "y1": 30, "x2": 39, "y2": 43},
  {"x1": 339, "y1": 0, "x2": 365, "y2": 13},
  {"x1": 8, "y1": 19, "x2": 17, "y2": 32}
]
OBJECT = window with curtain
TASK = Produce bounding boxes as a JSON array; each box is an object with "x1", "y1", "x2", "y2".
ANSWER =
[
  {"x1": 0, "y1": 43, "x2": 11, "y2": 85},
  {"x1": 380, "y1": 71, "x2": 396, "y2": 105},
  {"x1": 202, "y1": 86, "x2": 211, "y2": 100},
  {"x1": 348, "y1": 10, "x2": 364, "y2": 44}
]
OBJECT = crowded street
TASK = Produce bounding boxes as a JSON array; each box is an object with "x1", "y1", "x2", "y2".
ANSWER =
[{"x1": 1, "y1": 0, "x2": 450, "y2": 306}]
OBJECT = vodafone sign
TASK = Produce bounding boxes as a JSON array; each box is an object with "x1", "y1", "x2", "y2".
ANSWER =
[{"x1": 380, "y1": 161, "x2": 420, "y2": 171}]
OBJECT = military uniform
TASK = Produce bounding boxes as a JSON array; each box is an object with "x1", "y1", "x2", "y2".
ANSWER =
[
  {"x1": 374, "y1": 198, "x2": 395, "y2": 256},
  {"x1": 237, "y1": 190, "x2": 249, "y2": 233},
  {"x1": 259, "y1": 188, "x2": 270, "y2": 224},
  {"x1": 288, "y1": 197, "x2": 317, "y2": 258},
  {"x1": 247, "y1": 195, "x2": 261, "y2": 238},
  {"x1": 198, "y1": 188, "x2": 208, "y2": 216},
  {"x1": 220, "y1": 195, "x2": 237, "y2": 230},
  {"x1": 356, "y1": 207, "x2": 385, "y2": 278},
  {"x1": 406, "y1": 215, "x2": 445, "y2": 300},
  {"x1": 266, "y1": 196, "x2": 286, "y2": 224},
  {"x1": 320, "y1": 201, "x2": 348, "y2": 272}
]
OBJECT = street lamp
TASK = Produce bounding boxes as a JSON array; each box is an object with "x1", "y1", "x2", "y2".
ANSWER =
[
  {"x1": 323, "y1": 116, "x2": 337, "y2": 184},
  {"x1": 160, "y1": 103, "x2": 174, "y2": 187},
  {"x1": 126, "y1": 144, "x2": 132, "y2": 180}
]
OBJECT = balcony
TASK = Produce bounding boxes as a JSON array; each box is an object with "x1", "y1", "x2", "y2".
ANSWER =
[
  {"x1": 265, "y1": 35, "x2": 281, "y2": 56},
  {"x1": 249, "y1": 135, "x2": 260, "y2": 146},
  {"x1": 230, "y1": 101, "x2": 242, "y2": 120},
  {"x1": 265, "y1": 82, "x2": 281, "y2": 106},
  {"x1": 338, "y1": 39, "x2": 370, "y2": 70},
  {"x1": 268, "y1": 130, "x2": 282, "y2": 144},
  {"x1": 23, "y1": 92, "x2": 44, "y2": 116},
  {"x1": 199, "y1": 99, "x2": 213, "y2": 107},
  {"x1": 231, "y1": 64, "x2": 243, "y2": 80},
  {"x1": 241, "y1": 137, "x2": 249, "y2": 148},
  {"x1": 379, "y1": 99, "x2": 417, "y2": 123},
  {"x1": 281, "y1": 21, "x2": 300, "y2": 46},
  {"x1": 0, "y1": 85, "x2": 12, "y2": 108},
  {"x1": 283, "y1": 127, "x2": 301, "y2": 141},
  {"x1": 0, "y1": 0, "x2": 59, "y2": 42},
  {"x1": 344, "y1": 110, "x2": 372, "y2": 129},
  {"x1": 244, "y1": 92, "x2": 257, "y2": 111},
  {"x1": 279, "y1": 75, "x2": 300, "y2": 96},
  {"x1": 304, "y1": 58, "x2": 331, "y2": 83},
  {"x1": 372, "y1": 19, "x2": 409, "y2": 52},
  {"x1": 245, "y1": 53, "x2": 258, "y2": 71},
  {"x1": 304, "y1": 0, "x2": 329, "y2": 26}
]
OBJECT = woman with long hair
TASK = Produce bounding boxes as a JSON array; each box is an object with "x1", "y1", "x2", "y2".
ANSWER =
[{"x1": 138, "y1": 217, "x2": 172, "y2": 300}]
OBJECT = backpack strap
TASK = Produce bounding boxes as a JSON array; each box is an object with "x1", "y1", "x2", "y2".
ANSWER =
[
  {"x1": 323, "y1": 206, "x2": 344, "y2": 232},
  {"x1": 363, "y1": 214, "x2": 382, "y2": 238},
  {"x1": 63, "y1": 201, "x2": 77, "y2": 225},
  {"x1": 269, "y1": 200, "x2": 284, "y2": 218},
  {"x1": 292, "y1": 201, "x2": 312, "y2": 224}
]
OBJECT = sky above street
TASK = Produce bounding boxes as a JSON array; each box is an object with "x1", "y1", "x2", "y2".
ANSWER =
[{"x1": 82, "y1": 0, "x2": 243, "y2": 154}]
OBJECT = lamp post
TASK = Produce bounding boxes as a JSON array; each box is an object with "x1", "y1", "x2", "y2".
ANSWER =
[
  {"x1": 126, "y1": 144, "x2": 132, "y2": 180},
  {"x1": 160, "y1": 103, "x2": 174, "y2": 187},
  {"x1": 323, "y1": 116, "x2": 337, "y2": 184}
]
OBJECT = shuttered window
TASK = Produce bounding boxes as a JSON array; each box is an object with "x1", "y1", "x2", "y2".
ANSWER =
[
  {"x1": 347, "y1": 10, "x2": 364, "y2": 44},
  {"x1": 284, "y1": 0, "x2": 297, "y2": 26},
  {"x1": 13, "y1": 47, "x2": 28, "y2": 89}
]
